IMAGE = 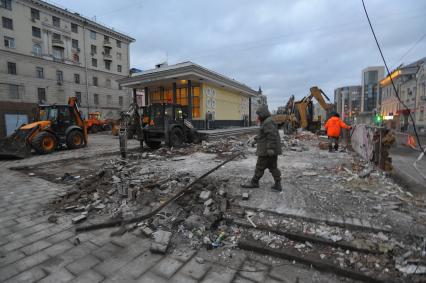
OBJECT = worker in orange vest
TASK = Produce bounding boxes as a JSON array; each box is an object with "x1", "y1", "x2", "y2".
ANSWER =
[{"x1": 324, "y1": 112, "x2": 351, "y2": 152}]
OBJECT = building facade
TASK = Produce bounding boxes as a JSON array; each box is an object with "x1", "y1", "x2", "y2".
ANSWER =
[
  {"x1": 334, "y1": 85, "x2": 362, "y2": 124},
  {"x1": 119, "y1": 62, "x2": 259, "y2": 129},
  {"x1": 416, "y1": 62, "x2": 426, "y2": 133},
  {"x1": 361, "y1": 66, "x2": 384, "y2": 113},
  {"x1": 380, "y1": 57, "x2": 426, "y2": 132},
  {"x1": 0, "y1": 0, "x2": 134, "y2": 137}
]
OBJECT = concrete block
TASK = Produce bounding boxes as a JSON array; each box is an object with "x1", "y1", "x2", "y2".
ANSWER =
[
  {"x1": 204, "y1": 198, "x2": 214, "y2": 207},
  {"x1": 242, "y1": 193, "x2": 249, "y2": 200},
  {"x1": 141, "y1": 226, "x2": 154, "y2": 237},
  {"x1": 72, "y1": 215, "x2": 87, "y2": 224},
  {"x1": 199, "y1": 191, "x2": 211, "y2": 200},
  {"x1": 150, "y1": 230, "x2": 172, "y2": 254}
]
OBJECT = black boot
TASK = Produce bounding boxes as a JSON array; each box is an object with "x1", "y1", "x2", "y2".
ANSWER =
[
  {"x1": 271, "y1": 180, "x2": 282, "y2": 192},
  {"x1": 241, "y1": 179, "x2": 259, "y2": 188},
  {"x1": 334, "y1": 144, "x2": 339, "y2": 151}
]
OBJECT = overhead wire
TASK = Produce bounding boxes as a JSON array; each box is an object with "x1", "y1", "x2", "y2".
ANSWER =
[
  {"x1": 393, "y1": 32, "x2": 426, "y2": 70},
  {"x1": 360, "y1": 1, "x2": 425, "y2": 177}
]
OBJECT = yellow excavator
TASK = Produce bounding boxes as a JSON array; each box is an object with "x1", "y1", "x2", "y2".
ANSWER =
[
  {"x1": 0, "y1": 97, "x2": 87, "y2": 159},
  {"x1": 294, "y1": 86, "x2": 333, "y2": 131},
  {"x1": 273, "y1": 87, "x2": 333, "y2": 133}
]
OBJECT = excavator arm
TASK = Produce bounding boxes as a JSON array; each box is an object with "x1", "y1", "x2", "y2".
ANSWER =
[{"x1": 295, "y1": 86, "x2": 332, "y2": 130}]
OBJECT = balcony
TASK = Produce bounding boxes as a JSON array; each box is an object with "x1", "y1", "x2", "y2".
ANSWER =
[
  {"x1": 103, "y1": 40, "x2": 112, "y2": 48},
  {"x1": 52, "y1": 39, "x2": 64, "y2": 48},
  {"x1": 102, "y1": 52, "x2": 112, "y2": 61}
]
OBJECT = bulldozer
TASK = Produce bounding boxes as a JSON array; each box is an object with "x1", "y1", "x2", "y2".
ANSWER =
[{"x1": 0, "y1": 97, "x2": 88, "y2": 159}]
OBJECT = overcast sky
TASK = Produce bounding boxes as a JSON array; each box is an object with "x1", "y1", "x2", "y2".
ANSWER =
[{"x1": 55, "y1": 0, "x2": 426, "y2": 110}]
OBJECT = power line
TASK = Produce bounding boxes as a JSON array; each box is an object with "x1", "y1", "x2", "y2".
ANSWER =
[
  {"x1": 393, "y1": 32, "x2": 426, "y2": 69},
  {"x1": 361, "y1": 0, "x2": 424, "y2": 155}
]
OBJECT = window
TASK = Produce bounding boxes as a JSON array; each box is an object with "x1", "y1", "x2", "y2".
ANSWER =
[
  {"x1": 56, "y1": 70, "x2": 63, "y2": 84},
  {"x1": 7, "y1": 62, "x2": 16, "y2": 75},
  {"x1": 74, "y1": 74, "x2": 80, "y2": 84},
  {"x1": 119, "y1": 96, "x2": 123, "y2": 106},
  {"x1": 72, "y1": 39, "x2": 78, "y2": 49},
  {"x1": 75, "y1": 92, "x2": 81, "y2": 105},
  {"x1": 32, "y1": 26, "x2": 41, "y2": 38},
  {"x1": 37, "y1": 88, "x2": 46, "y2": 103},
  {"x1": 31, "y1": 8, "x2": 40, "y2": 20},
  {"x1": 104, "y1": 35, "x2": 109, "y2": 42},
  {"x1": 92, "y1": 58, "x2": 97, "y2": 67},
  {"x1": 105, "y1": 79, "x2": 111, "y2": 88},
  {"x1": 93, "y1": 76, "x2": 98, "y2": 86},
  {"x1": 52, "y1": 33, "x2": 61, "y2": 41},
  {"x1": 52, "y1": 47, "x2": 63, "y2": 60},
  {"x1": 2, "y1": 17, "x2": 13, "y2": 30},
  {"x1": 103, "y1": 47, "x2": 111, "y2": 56},
  {"x1": 116, "y1": 52, "x2": 122, "y2": 60},
  {"x1": 73, "y1": 53, "x2": 79, "y2": 63},
  {"x1": 4, "y1": 36, "x2": 15, "y2": 48},
  {"x1": 1, "y1": 0, "x2": 12, "y2": 10},
  {"x1": 9, "y1": 84, "x2": 19, "y2": 99},
  {"x1": 94, "y1": 93, "x2": 99, "y2": 105},
  {"x1": 90, "y1": 30, "x2": 96, "y2": 40},
  {"x1": 117, "y1": 65, "x2": 122, "y2": 73},
  {"x1": 52, "y1": 16, "x2": 60, "y2": 27},
  {"x1": 119, "y1": 85, "x2": 122, "y2": 90},
  {"x1": 90, "y1": 45, "x2": 97, "y2": 54},
  {"x1": 105, "y1": 61, "x2": 111, "y2": 70},
  {"x1": 36, "y1": 67, "x2": 43, "y2": 78},
  {"x1": 116, "y1": 40, "x2": 121, "y2": 48},
  {"x1": 107, "y1": 95, "x2": 112, "y2": 105},
  {"x1": 71, "y1": 23, "x2": 78, "y2": 33}
]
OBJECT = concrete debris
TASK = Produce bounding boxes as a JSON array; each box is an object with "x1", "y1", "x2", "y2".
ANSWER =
[
  {"x1": 242, "y1": 193, "x2": 249, "y2": 200},
  {"x1": 150, "y1": 230, "x2": 172, "y2": 254},
  {"x1": 47, "y1": 215, "x2": 58, "y2": 223},
  {"x1": 199, "y1": 191, "x2": 211, "y2": 200},
  {"x1": 195, "y1": 257, "x2": 205, "y2": 264},
  {"x1": 204, "y1": 198, "x2": 214, "y2": 207},
  {"x1": 72, "y1": 214, "x2": 87, "y2": 224},
  {"x1": 141, "y1": 226, "x2": 154, "y2": 237}
]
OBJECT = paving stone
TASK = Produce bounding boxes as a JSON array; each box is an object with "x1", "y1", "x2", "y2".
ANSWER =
[
  {"x1": 239, "y1": 260, "x2": 269, "y2": 282},
  {"x1": 0, "y1": 251, "x2": 49, "y2": 282},
  {"x1": 44, "y1": 240, "x2": 74, "y2": 257},
  {"x1": 70, "y1": 269, "x2": 104, "y2": 283},
  {"x1": 170, "y1": 272, "x2": 198, "y2": 283},
  {"x1": 151, "y1": 257, "x2": 184, "y2": 279},
  {"x1": 94, "y1": 239, "x2": 150, "y2": 277},
  {"x1": 46, "y1": 230, "x2": 75, "y2": 244},
  {"x1": 91, "y1": 242, "x2": 124, "y2": 261},
  {"x1": 20, "y1": 240, "x2": 52, "y2": 255},
  {"x1": 106, "y1": 251, "x2": 163, "y2": 281},
  {"x1": 178, "y1": 256, "x2": 211, "y2": 280},
  {"x1": 234, "y1": 275, "x2": 257, "y2": 282},
  {"x1": 4, "y1": 267, "x2": 47, "y2": 283},
  {"x1": 38, "y1": 268, "x2": 75, "y2": 283},
  {"x1": 136, "y1": 271, "x2": 167, "y2": 283},
  {"x1": 0, "y1": 250, "x2": 26, "y2": 267},
  {"x1": 170, "y1": 249, "x2": 197, "y2": 262},
  {"x1": 66, "y1": 254, "x2": 101, "y2": 275},
  {"x1": 201, "y1": 253, "x2": 246, "y2": 283}
]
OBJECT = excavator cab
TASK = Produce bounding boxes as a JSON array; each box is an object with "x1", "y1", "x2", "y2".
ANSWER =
[{"x1": 0, "y1": 97, "x2": 87, "y2": 159}]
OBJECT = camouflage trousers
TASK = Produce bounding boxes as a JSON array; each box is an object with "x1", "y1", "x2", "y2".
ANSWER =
[{"x1": 253, "y1": 156, "x2": 281, "y2": 182}]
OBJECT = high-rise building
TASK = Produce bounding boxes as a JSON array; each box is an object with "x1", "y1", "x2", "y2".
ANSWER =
[
  {"x1": 361, "y1": 66, "x2": 384, "y2": 113},
  {"x1": 334, "y1": 85, "x2": 362, "y2": 124},
  {"x1": 0, "y1": 0, "x2": 135, "y2": 137}
]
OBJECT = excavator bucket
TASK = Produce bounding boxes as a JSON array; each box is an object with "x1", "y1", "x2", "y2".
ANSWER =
[{"x1": 0, "y1": 128, "x2": 35, "y2": 159}]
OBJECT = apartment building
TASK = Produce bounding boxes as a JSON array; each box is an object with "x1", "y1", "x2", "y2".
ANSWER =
[{"x1": 0, "y1": 0, "x2": 135, "y2": 137}]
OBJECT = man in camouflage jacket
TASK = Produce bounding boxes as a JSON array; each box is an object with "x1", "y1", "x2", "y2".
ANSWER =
[{"x1": 241, "y1": 105, "x2": 282, "y2": 191}]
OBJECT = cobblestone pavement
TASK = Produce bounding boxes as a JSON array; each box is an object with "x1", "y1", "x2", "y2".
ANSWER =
[{"x1": 0, "y1": 135, "x2": 350, "y2": 283}]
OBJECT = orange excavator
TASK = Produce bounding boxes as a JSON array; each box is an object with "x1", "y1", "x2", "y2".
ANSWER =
[
  {"x1": 86, "y1": 111, "x2": 109, "y2": 133},
  {"x1": 0, "y1": 97, "x2": 88, "y2": 159}
]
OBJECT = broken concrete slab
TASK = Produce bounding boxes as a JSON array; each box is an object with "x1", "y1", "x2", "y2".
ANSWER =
[
  {"x1": 150, "y1": 230, "x2": 172, "y2": 254},
  {"x1": 72, "y1": 214, "x2": 87, "y2": 224},
  {"x1": 199, "y1": 191, "x2": 211, "y2": 200},
  {"x1": 242, "y1": 193, "x2": 249, "y2": 200}
]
